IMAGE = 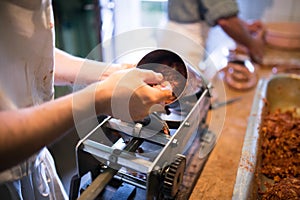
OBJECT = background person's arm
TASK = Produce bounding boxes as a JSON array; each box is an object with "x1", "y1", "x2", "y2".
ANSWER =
[
  {"x1": 200, "y1": 0, "x2": 265, "y2": 63},
  {"x1": 217, "y1": 16, "x2": 264, "y2": 63}
]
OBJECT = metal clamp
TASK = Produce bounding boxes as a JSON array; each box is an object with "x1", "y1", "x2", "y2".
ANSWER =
[{"x1": 133, "y1": 123, "x2": 143, "y2": 137}]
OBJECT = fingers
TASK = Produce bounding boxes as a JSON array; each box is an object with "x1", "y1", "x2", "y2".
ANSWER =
[
  {"x1": 153, "y1": 81, "x2": 173, "y2": 102},
  {"x1": 252, "y1": 20, "x2": 264, "y2": 29},
  {"x1": 121, "y1": 63, "x2": 136, "y2": 69},
  {"x1": 135, "y1": 69, "x2": 173, "y2": 105},
  {"x1": 149, "y1": 85, "x2": 173, "y2": 105},
  {"x1": 137, "y1": 69, "x2": 164, "y2": 84},
  {"x1": 107, "y1": 68, "x2": 173, "y2": 120},
  {"x1": 156, "y1": 89, "x2": 173, "y2": 104},
  {"x1": 138, "y1": 83, "x2": 172, "y2": 101},
  {"x1": 254, "y1": 27, "x2": 265, "y2": 41},
  {"x1": 149, "y1": 104, "x2": 166, "y2": 113},
  {"x1": 250, "y1": 48, "x2": 263, "y2": 64},
  {"x1": 247, "y1": 20, "x2": 264, "y2": 33}
]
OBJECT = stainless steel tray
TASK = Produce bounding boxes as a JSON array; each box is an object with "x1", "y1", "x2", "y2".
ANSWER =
[{"x1": 232, "y1": 73, "x2": 300, "y2": 200}]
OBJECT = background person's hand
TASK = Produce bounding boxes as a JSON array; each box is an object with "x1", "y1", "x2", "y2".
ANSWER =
[
  {"x1": 247, "y1": 35, "x2": 264, "y2": 64},
  {"x1": 246, "y1": 20, "x2": 264, "y2": 34},
  {"x1": 218, "y1": 17, "x2": 265, "y2": 64},
  {"x1": 246, "y1": 21, "x2": 265, "y2": 64},
  {"x1": 95, "y1": 68, "x2": 173, "y2": 122}
]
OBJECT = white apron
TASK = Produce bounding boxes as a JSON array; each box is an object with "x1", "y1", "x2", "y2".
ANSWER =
[
  {"x1": 158, "y1": 20, "x2": 210, "y2": 70},
  {"x1": 0, "y1": 0, "x2": 67, "y2": 199}
]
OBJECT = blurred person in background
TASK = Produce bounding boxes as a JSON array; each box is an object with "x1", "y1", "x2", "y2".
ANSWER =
[{"x1": 162, "y1": 0, "x2": 264, "y2": 67}]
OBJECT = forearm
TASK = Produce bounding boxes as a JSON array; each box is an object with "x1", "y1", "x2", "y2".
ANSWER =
[
  {"x1": 0, "y1": 94, "x2": 75, "y2": 171},
  {"x1": 54, "y1": 48, "x2": 117, "y2": 86},
  {"x1": 218, "y1": 16, "x2": 265, "y2": 63},
  {"x1": 0, "y1": 84, "x2": 106, "y2": 172},
  {"x1": 218, "y1": 16, "x2": 253, "y2": 48},
  {"x1": 0, "y1": 68, "x2": 169, "y2": 172}
]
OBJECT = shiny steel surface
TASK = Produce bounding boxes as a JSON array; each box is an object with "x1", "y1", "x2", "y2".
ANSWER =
[{"x1": 73, "y1": 49, "x2": 212, "y2": 199}]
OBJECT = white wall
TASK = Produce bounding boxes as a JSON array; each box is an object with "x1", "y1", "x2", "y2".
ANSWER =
[{"x1": 114, "y1": 0, "x2": 142, "y2": 34}]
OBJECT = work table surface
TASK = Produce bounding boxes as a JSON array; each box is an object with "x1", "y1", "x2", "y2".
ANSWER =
[{"x1": 189, "y1": 26, "x2": 300, "y2": 200}]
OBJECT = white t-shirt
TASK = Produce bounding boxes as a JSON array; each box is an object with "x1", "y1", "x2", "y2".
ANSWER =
[
  {"x1": 0, "y1": 1, "x2": 68, "y2": 199},
  {"x1": 0, "y1": 0, "x2": 68, "y2": 197}
]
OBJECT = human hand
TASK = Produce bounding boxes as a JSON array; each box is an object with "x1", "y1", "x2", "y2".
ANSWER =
[
  {"x1": 98, "y1": 63, "x2": 136, "y2": 81},
  {"x1": 218, "y1": 17, "x2": 265, "y2": 64},
  {"x1": 110, "y1": 63, "x2": 136, "y2": 71},
  {"x1": 246, "y1": 20, "x2": 265, "y2": 64},
  {"x1": 246, "y1": 20, "x2": 264, "y2": 34},
  {"x1": 247, "y1": 37, "x2": 264, "y2": 64},
  {"x1": 94, "y1": 68, "x2": 172, "y2": 122}
]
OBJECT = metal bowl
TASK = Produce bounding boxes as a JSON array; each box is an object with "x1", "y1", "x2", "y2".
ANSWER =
[{"x1": 265, "y1": 22, "x2": 300, "y2": 50}]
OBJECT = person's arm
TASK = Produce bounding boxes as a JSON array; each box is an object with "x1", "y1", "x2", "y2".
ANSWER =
[
  {"x1": 0, "y1": 92, "x2": 75, "y2": 172},
  {"x1": 54, "y1": 48, "x2": 132, "y2": 86},
  {"x1": 217, "y1": 16, "x2": 264, "y2": 63},
  {"x1": 200, "y1": 0, "x2": 264, "y2": 63},
  {"x1": 0, "y1": 68, "x2": 171, "y2": 172}
]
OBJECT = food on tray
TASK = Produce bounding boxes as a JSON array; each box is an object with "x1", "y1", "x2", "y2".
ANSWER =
[
  {"x1": 259, "y1": 108, "x2": 300, "y2": 180},
  {"x1": 233, "y1": 75, "x2": 300, "y2": 200},
  {"x1": 261, "y1": 177, "x2": 300, "y2": 200},
  {"x1": 258, "y1": 107, "x2": 300, "y2": 198}
]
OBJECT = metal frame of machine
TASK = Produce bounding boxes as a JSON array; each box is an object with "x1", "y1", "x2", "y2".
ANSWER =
[
  {"x1": 69, "y1": 49, "x2": 215, "y2": 200},
  {"x1": 69, "y1": 88, "x2": 214, "y2": 200}
]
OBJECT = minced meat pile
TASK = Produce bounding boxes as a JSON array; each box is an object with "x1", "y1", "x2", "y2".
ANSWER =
[
  {"x1": 262, "y1": 177, "x2": 300, "y2": 200},
  {"x1": 259, "y1": 108, "x2": 300, "y2": 199}
]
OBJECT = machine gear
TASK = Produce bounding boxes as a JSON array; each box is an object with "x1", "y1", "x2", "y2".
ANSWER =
[{"x1": 162, "y1": 155, "x2": 186, "y2": 199}]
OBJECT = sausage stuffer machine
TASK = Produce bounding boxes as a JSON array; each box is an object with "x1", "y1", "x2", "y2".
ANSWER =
[{"x1": 69, "y1": 49, "x2": 216, "y2": 200}]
